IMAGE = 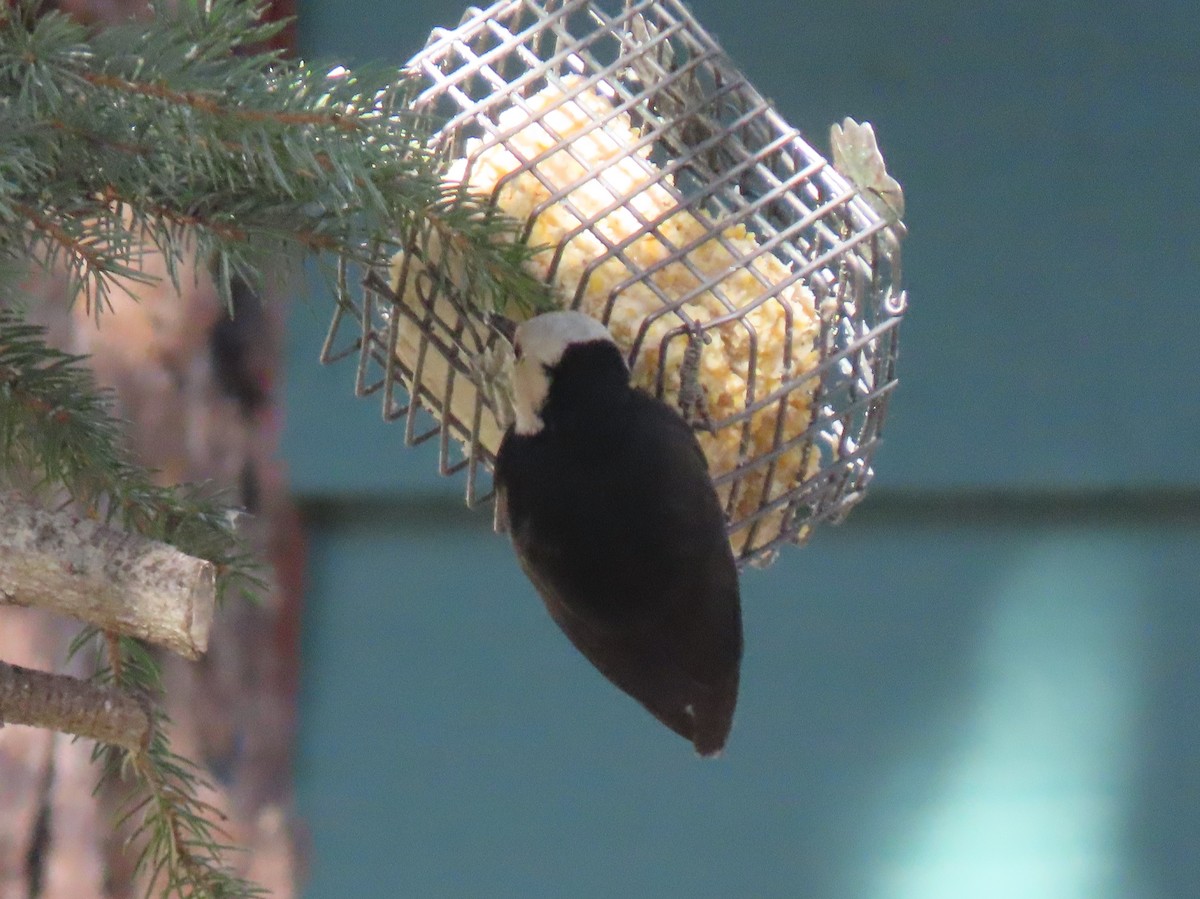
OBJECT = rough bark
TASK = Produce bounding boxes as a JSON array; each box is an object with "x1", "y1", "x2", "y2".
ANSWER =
[
  {"x1": 0, "y1": 2, "x2": 308, "y2": 892},
  {"x1": 0, "y1": 662, "x2": 152, "y2": 752},
  {"x1": 2, "y1": 50, "x2": 306, "y2": 899},
  {"x1": 1, "y1": 241, "x2": 307, "y2": 899}
]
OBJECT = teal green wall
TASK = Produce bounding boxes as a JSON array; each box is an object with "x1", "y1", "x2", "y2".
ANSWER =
[{"x1": 286, "y1": 2, "x2": 1199, "y2": 897}]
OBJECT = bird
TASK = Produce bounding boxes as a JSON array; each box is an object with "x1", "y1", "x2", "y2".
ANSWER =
[{"x1": 492, "y1": 310, "x2": 743, "y2": 756}]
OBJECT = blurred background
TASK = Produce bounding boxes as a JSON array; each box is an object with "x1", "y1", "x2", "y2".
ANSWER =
[{"x1": 286, "y1": 1, "x2": 1199, "y2": 897}]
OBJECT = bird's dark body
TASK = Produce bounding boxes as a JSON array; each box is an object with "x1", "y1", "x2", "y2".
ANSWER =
[{"x1": 494, "y1": 341, "x2": 743, "y2": 755}]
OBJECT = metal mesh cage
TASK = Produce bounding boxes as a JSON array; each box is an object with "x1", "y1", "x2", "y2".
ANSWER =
[{"x1": 321, "y1": 0, "x2": 907, "y2": 568}]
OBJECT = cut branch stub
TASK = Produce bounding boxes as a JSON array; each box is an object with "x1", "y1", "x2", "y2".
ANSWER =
[
  {"x1": 0, "y1": 660, "x2": 153, "y2": 753},
  {"x1": 0, "y1": 495, "x2": 214, "y2": 660}
]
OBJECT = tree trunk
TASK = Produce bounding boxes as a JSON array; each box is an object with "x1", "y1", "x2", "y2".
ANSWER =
[
  {"x1": 1, "y1": 248, "x2": 307, "y2": 899},
  {"x1": 0, "y1": 2, "x2": 308, "y2": 884}
]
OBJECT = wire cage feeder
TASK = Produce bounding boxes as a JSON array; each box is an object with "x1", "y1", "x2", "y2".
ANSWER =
[{"x1": 321, "y1": 0, "x2": 907, "y2": 568}]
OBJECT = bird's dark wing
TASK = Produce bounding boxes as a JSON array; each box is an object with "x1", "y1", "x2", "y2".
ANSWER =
[
  {"x1": 534, "y1": 564, "x2": 739, "y2": 755},
  {"x1": 496, "y1": 395, "x2": 742, "y2": 755},
  {"x1": 616, "y1": 392, "x2": 742, "y2": 754}
]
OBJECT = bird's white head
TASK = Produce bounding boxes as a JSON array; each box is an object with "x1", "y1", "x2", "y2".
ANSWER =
[{"x1": 510, "y1": 311, "x2": 619, "y2": 436}]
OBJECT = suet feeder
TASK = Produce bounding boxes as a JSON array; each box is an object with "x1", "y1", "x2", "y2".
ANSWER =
[{"x1": 322, "y1": 0, "x2": 907, "y2": 567}]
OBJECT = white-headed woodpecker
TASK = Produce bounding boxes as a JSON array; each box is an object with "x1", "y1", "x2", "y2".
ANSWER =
[{"x1": 493, "y1": 311, "x2": 743, "y2": 756}]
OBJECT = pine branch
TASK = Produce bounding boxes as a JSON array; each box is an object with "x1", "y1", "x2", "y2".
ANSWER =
[
  {"x1": 0, "y1": 0, "x2": 555, "y2": 315},
  {"x1": 0, "y1": 309, "x2": 257, "y2": 601},
  {"x1": 80, "y1": 632, "x2": 268, "y2": 899},
  {"x1": 1, "y1": 308, "x2": 263, "y2": 895},
  {"x1": 1, "y1": 1, "x2": 559, "y2": 894}
]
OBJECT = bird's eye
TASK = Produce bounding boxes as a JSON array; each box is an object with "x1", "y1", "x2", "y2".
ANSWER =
[{"x1": 512, "y1": 340, "x2": 523, "y2": 361}]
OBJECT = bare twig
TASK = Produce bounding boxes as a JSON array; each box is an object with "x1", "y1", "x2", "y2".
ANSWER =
[
  {"x1": 0, "y1": 494, "x2": 214, "y2": 660},
  {"x1": 0, "y1": 661, "x2": 152, "y2": 753}
]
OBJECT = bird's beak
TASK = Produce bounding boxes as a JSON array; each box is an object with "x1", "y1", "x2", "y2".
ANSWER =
[{"x1": 487, "y1": 313, "x2": 518, "y2": 344}]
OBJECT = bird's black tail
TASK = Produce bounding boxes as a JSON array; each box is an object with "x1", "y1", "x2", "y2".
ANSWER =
[{"x1": 690, "y1": 672, "x2": 738, "y2": 758}]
